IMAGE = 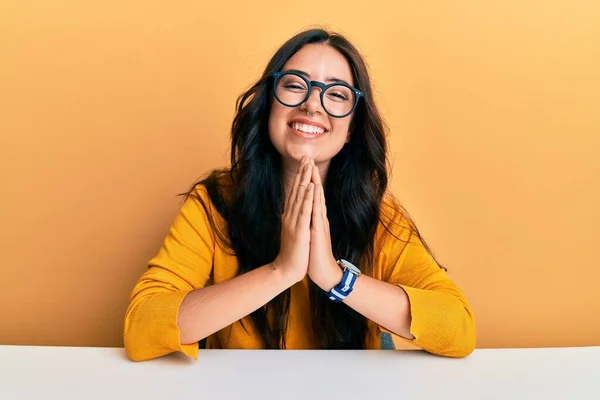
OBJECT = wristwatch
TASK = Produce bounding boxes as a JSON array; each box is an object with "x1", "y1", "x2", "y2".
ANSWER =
[{"x1": 326, "y1": 259, "x2": 361, "y2": 302}]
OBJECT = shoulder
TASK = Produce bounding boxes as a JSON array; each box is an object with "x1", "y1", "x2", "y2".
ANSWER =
[
  {"x1": 374, "y1": 193, "x2": 428, "y2": 263},
  {"x1": 186, "y1": 169, "x2": 234, "y2": 212},
  {"x1": 375, "y1": 193, "x2": 447, "y2": 274},
  {"x1": 377, "y1": 193, "x2": 416, "y2": 243},
  {"x1": 180, "y1": 169, "x2": 234, "y2": 234}
]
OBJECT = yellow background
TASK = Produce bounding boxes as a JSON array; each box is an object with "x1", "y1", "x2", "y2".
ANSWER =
[{"x1": 1, "y1": 1, "x2": 599, "y2": 349}]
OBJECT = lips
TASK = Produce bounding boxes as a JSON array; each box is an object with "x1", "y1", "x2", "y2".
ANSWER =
[
  {"x1": 287, "y1": 118, "x2": 329, "y2": 136},
  {"x1": 290, "y1": 122, "x2": 325, "y2": 134}
]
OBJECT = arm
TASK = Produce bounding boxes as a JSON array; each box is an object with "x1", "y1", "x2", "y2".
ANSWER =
[
  {"x1": 323, "y1": 267, "x2": 414, "y2": 339},
  {"x1": 344, "y1": 205, "x2": 477, "y2": 357},
  {"x1": 177, "y1": 263, "x2": 294, "y2": 345},
  {"x1": 123, "y1": 186, "x2": 220, "y2": 361},
  {"x1": 125, "y1": 161, "x2": 315, "y2": 361},
  {"x1": 124, "y1": 186, "x2": 291, "y2": 361},
  {"x1": 308, "y1": 165, "x2": 475, "y2": 357},
  {"x1": 321, "y1": 243, "x2": 476, "y2": 357},
  {"x1": 179, "y1": 157, "x2": 318, "y2": 344},
  {"x1": 380, "y1": 228, "x2": 477, "y2": 357}
]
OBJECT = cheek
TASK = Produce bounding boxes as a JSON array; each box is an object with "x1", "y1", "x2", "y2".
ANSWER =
[
  {"x1": 331, "y1": 118, "x2": 352, "y2": 141},
  {"x1": 269, "y1": 103, "x2": 288, "y2": 130}
]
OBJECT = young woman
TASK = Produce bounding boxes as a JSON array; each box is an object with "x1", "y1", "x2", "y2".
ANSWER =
[{"x1": 124, "y1": 28, "x2": 476, "y2": 361}]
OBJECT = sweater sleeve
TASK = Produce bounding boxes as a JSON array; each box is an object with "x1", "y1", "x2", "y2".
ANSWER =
[
  {"x1": 378, "y1": 203, "x2": 477, "y2": 357},
  {"x1": 123, "y1": 186, "x2": 216, "y2": 361}
]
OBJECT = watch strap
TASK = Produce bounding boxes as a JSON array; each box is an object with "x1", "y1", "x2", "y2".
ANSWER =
[{"x1": 327, "y1": 267, "x2": 358, "y2": 302}]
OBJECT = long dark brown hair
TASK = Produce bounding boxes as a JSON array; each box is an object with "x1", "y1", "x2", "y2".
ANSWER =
[{"x1": 185, "y1": 28, "x2": 443, "y2": 349}]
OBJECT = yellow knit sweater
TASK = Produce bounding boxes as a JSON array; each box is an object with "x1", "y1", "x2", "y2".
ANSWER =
[{"x1": 124, "y1": 184, "x2": 476, "y2": 361}]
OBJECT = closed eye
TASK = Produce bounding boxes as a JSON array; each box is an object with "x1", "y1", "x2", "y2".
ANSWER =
[
  {"x1": 327, "y1": 91, "x2": 349, "y2": 101},
  {"x1": 284, "y1": 83, "x2": 307, "y2": 91}
]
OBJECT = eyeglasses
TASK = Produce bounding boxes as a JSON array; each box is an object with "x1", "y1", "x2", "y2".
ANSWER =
[{"x1": 271, "y1": 71, "x2": 363, "y2": 118}]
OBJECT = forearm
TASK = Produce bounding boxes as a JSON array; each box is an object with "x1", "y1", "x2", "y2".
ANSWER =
[
  {"x1": 342, "y1": 274, "x2": 414, "y2": 339},
  {"x1": 178, "y1": 263, "x2": 295, "y2": 344},
  {"x1": 339, "y1": 272, "x2": 476, "y2": 357}
]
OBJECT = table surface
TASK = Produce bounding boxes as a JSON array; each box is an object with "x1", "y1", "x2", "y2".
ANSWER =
[{"x1": 1, "y1": 345, "x2": 599, "y2": 399}]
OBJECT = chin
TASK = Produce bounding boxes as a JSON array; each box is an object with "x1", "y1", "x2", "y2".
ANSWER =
[
  {"x1": 283, "y1": 145, "x2": 317, "y2": 161},
  {"x1": 270, "y1": 133, "x2": 339, "y2": 165}
]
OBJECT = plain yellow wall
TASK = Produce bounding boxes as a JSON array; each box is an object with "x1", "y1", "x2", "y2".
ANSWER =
[{"x1": 1, "y1": 1, "x2": 599, "y2": 349}]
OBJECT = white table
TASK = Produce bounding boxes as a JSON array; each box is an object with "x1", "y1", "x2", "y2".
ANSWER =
[{"x1": 0, "y1": 345, "x2": 598, "y2": 399}]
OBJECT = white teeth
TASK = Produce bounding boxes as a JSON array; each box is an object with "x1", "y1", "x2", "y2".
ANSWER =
[{"x1": 292, "y1": 122, "x2": 325, "y2": 134}]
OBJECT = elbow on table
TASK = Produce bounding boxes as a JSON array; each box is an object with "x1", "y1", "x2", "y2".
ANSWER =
[
  {"x1": 437, "y1": 318, "x2": 477, "y2": 358},
  {"x1": 424, "y1": 334, "x2": 475, "y2": 359},
  {"x1": 449, "y1": 335, "x2": 476, "y2": 358},
  {"x1": 122, "y1": 305, "x2": 162, "y2": 362},
  {"x1": 123, "y1": 329, "x2": 180, "y2": 362},
  {"x1": 415, "y1": 308, "x2": 476, "y2": 358},
  {"x1": 123, "y1": 326, "x2": 151, "y2": 362},
  {"x1": 124, "y1": 343, "x2": 147, "y2": 362},
  {"x1": 441, "y1": 298, "x2": 477, "y2": 358},
  {"x1": 123, "y1": 311, "x2": 198, "y2": 362}
]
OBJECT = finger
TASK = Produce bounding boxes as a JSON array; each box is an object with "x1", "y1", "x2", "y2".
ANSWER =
[
  {"x1": 291, "y1": 162, "x2": 314, "y2": 222},
  {"x1": 297, "y1": 182, "x2": 314, "y2": 231},
  {"x1": 320, "y1": 181, "x2": 327, "y2": 219},
  {"x1": 291, "y1": 163, "x2": 309, "y2": 216},
  {"x1": 308, "y1": 165, "x2": 326, "y2": 218},
  {"x1": 285, "y1": 157, "x2": 308, "y2": 215},
  {"x1": 310, "y1": 165, "x2": 327, "y2": 219},
  {"x1": 311, "y1": 164, "x2": 322, "y2": 186},
  {"x1": 289, "y1": 156, "x2": 308, "y2": 203},
  {"x1": 306, "y1": 157, "x2": 315, "y2": 173},
  {"x1": 312, "y1": 181, "x2": 322, "y2": 231}
]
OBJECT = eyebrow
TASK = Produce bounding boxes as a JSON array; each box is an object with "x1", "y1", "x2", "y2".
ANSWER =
[{"x1": 285, "y1": 69, "x2": 352, "y2": 86}]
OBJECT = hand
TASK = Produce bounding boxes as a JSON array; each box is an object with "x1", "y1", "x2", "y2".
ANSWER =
[
  {"x1": 273, "y1": 156, "x2": 314, "y2": 284},
  {"x1": 307, "y1": 165, "x2": 343, "y2": 291}
]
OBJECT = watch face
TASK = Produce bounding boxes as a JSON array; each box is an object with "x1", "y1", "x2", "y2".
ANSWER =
[{"x1": 338, "y1": 259, "x2": 361, "y2": 275}]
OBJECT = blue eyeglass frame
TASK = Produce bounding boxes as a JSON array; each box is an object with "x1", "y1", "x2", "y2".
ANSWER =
[{"x1": 271, "y1": 71, "x2": 364, "y2": 118}]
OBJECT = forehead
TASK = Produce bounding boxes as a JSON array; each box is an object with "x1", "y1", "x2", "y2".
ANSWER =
[{"x1": 282, "y1": 43, "x2": 354, "y2": 85}]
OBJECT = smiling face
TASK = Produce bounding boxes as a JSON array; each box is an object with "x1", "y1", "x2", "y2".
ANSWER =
[{"x1": 268, "y1": 43, "x2": 355, "y2": 172}]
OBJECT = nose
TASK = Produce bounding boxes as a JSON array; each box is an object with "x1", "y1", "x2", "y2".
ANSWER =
[{"x1": 302, "y1": 86, "x2": 323, "y2": 114}]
